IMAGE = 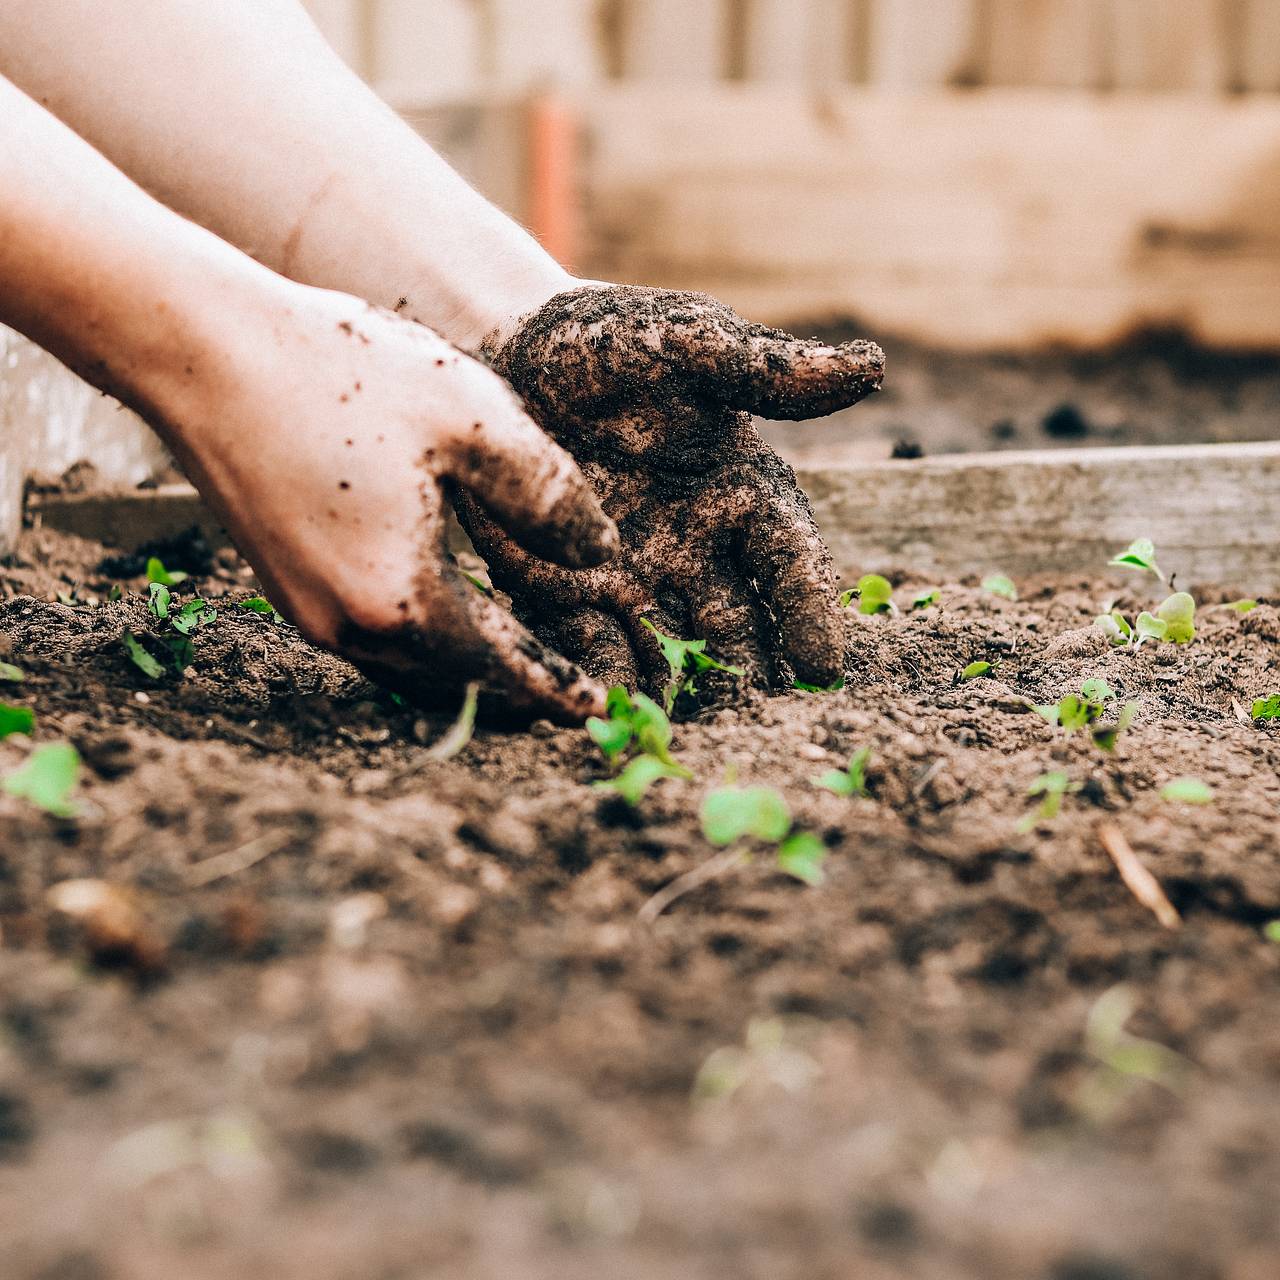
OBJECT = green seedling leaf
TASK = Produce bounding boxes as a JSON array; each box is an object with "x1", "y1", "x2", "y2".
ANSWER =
[
  {"x1": 838, "y1": 589, "x2": 856, "y2": 608},
  {"x1": 959, "y1": 659, "x2": 998, "y2": 682},
  {"x1": 3, "y1": 742, "x2": 80, "y2": 818},
  {"x1": 1134, "y1": 612, "x2": 1167, "y2": 643},
  {"x1": 641, "y1": 620, "x2": 745, "y2": 712},
  {"x1": 1109, "y1": 538, "x2": 1164, "y2": 581},
  {"x1": 462, "y1": 572, "x2": 491, "y2": 595},
  {"x1": 0, "y1": 661, "x2": 24, "y2": 683},
  {"x1": 425, "y1": 682, "x2": 479, "y2": 761},
  {"x1": 1080, "y1": 679, "x2": 1116, "y2": 703},
  {"x1": 170, "y1": 599, "x2": 217, "y2": 635},
  {"x1": 147, "y1": 582, "x2": 171, "y2": 619},
  {"x1": 121, "y1": 631, "x2": 165, "y2": 679},
  {"x1": 1161, "y1": 777, "x2": 1213, "y2": 805},
  {"x1": 793, "y1": 677, "x2": 845, "y2": 693},
  {"x1": 146, "y1": 556, "x2": 188, "y2": 587},
  {"x1": 597, "y1": 754, "x2": 685, "y2": 807},
  {"x1": 701, "y1": 785, "x2": 791, "y2": 847},
  {"x1": 912, "y1": 588, "x2": 941, "y2": 610},
  {"x1": 1156, "y1": 592, "x2": 1196, "y2": 644},
  {"x1": 1018, "y1": 770, "x2": 1082, "y2": 832},
  {"x1": 1091, "y1": 701, "x2": 1138, "y2": 753},
  {"x1": 812, "y1": 746, "x2": 870, "y2": 797},
  {"x1": 164, "y1": 634, "x2": 195, "y2": 673},
  {"x1": 1095, "y1": 611, "x2": 1133, "y2": 647},
  {"x1": 854, "y1": 574, "x2": 894, "y2": 616},
  {"x1": 1264, "y1": 920, "x2": 1280, "y2": 943},
  {"x1": 1250, "y1": 694, "x2": 1280, "y2": 721},
  {"x1": 586, "y1": 713, "x2": 634, "y2": 762},
  {"x1": 108, "y1": 584, "x2": 123, "y2": 602},
  {"x1": 1224, "y1": 599, "x2": 1259, "y2": 613},
  {"x1": 238, "y1": 597, "x2": 284, "y2": 623},
  {"x1": 0, "y1": 703, "x2": 35, "y2": 739},
  {"x1": 587, "y1": 686, "x2": 688, "y2": 776},
  {"x1": 982, "y1": 574, "x2": 1017, "y2": 601},
  {"x1": 777, "y1": 831, "x2": 827, "y2": 886}
]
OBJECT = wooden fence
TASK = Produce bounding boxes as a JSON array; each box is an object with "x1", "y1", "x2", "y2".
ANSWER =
[{"x1": 307, "y1": 0, "x2": 1280, "y2": 97}]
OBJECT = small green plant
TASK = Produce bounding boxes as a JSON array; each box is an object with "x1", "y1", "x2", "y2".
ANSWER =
[
  {"x1": 1108, "y1": 538, "x2": 1164, "y2": 581},
  {"x1": 130, "y1": 586, "x2": 217, "y2": 678},
  {"x1": 793, "y1": 677, "x2": 845, "y2": 693},
  {"x1": 1091, "y1": 701, "x2": 1137, "y2": 753},
  {"x1": 0, "y1": 661, "x2": 23, "y2": 683},
  {"x1": 700, "y1": 784, "x2": 828, "y2": 886},
  {"x1": 982, "y1": 574, "x2": 1017, "y2": 601},
  {"x1": 841, "y1": 574, "x2": 894, "y2": 615},
  {"x1": 122, "y1": 631, "x2": 165, "y2": 679},
  {"x1": 170, "y1": 598, "x2": 217, "y2": 636},
  {"x1": 1095, "y1": 593, "x2": 1196, "y2": 648},
  {"x1": 811, "y1": 746, "x2": 870, "y2": 797},
  {"x1": 1033, "y1": 681, "x2": 1136, "y2": 751},
  {"x1": 3, "y1": 742, "x2": 80, "y2": 818},
  {"x1": 911, "y1": 588, "x2": 940, "y2": 610},
  {"x1": 1223, "y1": 599, "x2": 1259, "y2": 614},
  {"x1": 1264, "y1": 921, "x2": 1280, "y2": 943},
  {"x1": 147, "y1": 581, "x2": 171, "y2": 619},
  {"x1": 0, "y1": 703, "x2": 35, "y2": 739},
  {"x1": 589, "y1": 686, "x2": 691, "y2": 806},
  {"x1": 107, "y1": 584, "x2": 123, "y2": 602},
  {"x1": 1161, "y1": 777, "x2": 1213, "y2": 805},
  {"x1": 1252, "y1": 695, "x2": 1280, "y2": 721},
  {"x1": 238, "y1": 597, "x2": 284, "y2": 623},
  {"x1": 642, "y1": 620, "x2": 744, "y2": 713},
  {"x1": 1018, "y1": 770, "x2": 1082, "y2": 833},
  {"x1": 959, "y1": 659, "x2": 999, "y2": 682},
  {"x1": 146, "y1": 556, "x2": 188, "y2": 587}
]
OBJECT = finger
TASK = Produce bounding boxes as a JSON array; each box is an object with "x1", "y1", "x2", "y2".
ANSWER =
[
  {"x1": 688, "y1": 569, "x2": 774, "y2": 688},
  {"x1": 725, "y1": 326, "x2": 885, "y2": 420},
  {"x1": 741, "y1": 490, "x2": 846, "y2": 689},
  {"x1": 444, "y1": 402, "x2": 618, "y2": 569}
]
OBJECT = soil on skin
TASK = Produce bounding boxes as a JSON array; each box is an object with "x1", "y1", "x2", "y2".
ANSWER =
[
  {"x1": 771, "y1": 326, "x2": 1280, "y2": 464},
  {"x1": 2, "y1": 528, "x2": 1280, "y2": 1280}
]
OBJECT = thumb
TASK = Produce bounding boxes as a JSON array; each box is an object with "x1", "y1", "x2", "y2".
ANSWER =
[
  {"x1": 444, "y1": 401, "x2": 618, "y2": 569},
  {"x1": 725, "y1": 327, "x2": 885, "y2": 420}
]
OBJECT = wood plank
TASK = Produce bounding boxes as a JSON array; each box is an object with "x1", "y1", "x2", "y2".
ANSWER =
[
  {"x1": 576, "y1": 85, "x2": 1280, "y2": 349},
  {"x1": 369, "y1": 0, "x2": 483, "y2": 100},
  {"x1": 1239, "y1": 0, "x2": 1280, "y2": 91},
  {"x1": 866, "y1": 0, "x2": 979, "y2": 88},
  {"x1": 621, "y1": 0, "x2": 729, "y2": 81},
  {"x1": 485, "y1": 0, "x2": 605, "y2": 90},
  {"x1": 984, "y1": 0, "x2": 1107, "y2": 89},
  {"x1": 798, "y1": 442, "x2": 1280, "y2": 591},
  {"x1": 27, "y1": 442, "x2": 1280, "y2": 593},
  {"x1": 1105, "y1": 0, "x2": 1228, "y2": 91}
]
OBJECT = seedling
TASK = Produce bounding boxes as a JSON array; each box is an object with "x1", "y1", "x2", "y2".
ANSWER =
[
  {"x1": 1033, "y1": 680, "x2": 1135, "y2": 751},
  {"x1": 424, "y1": 682, "x2": 479, "y2": 762},
  {"x1": 912, "y1": 588, "x2": 940, "y2": 610},
  {"x1": 1161, "y1": 777, "x2": 1213, "y2": 805},
  {"x1": 959, "y1": 659, "x2": 999, "y2": 682},
  {"x1": 1095, "y1": 593, "x2": 1196, "y2": 648},
  {"x1": 170, "y1": 599, "x2": 217, "y2": 636},
  {"x1": 642, "y1": 620, "x2": 744, "y2": 713},
  {"x1": 1223, "y1": 599, "x2": 1259, "y2": 614},
  {"x1": 700, "y1": 784, "x2": 828, "y2": 886},
  {"x1": 108, "y1": 584, "x2": 123, "y2": 602},
  {"x1": 811, "y1": 746, "x2": 871, "y2": 797},
  {"x1": 1265, "y1": 921, "x2": 1280, "y2": 943},
  {"x1": 1108, "y1": 538, "x2": 1164, "y2": 582},
  {"x1": 0, "y1": 661, "x2": 23, "y2": 682},
  {"x1": 146, "y1": 556, "x2": 188, "y2": 587},
  {"x1": 1091, "y1": 701, "x2": 1137, "y2": 753},
  {"x1": 1251, "y1": 695, "x2": 1280, "y2": 721},
  {"x1": 3, "y1": 742, "x2": 80, "y2": 818},
  {"x1": 589, "y1": 686, "x2": 691, "y2": 806},
  {"x1": 462, "y1": 572, "x2": 491, "y2": 596},
  {"x1": 238, "y1": 597, "x2": 284, "y2": 623},
  {"x1": 1077, "y1": 985, "x2": 1190, "y2": 1123},
  {"x1": 122, "y1": 631, "x2": 165, "y2": 679},
  {"x1": 1096, "y1": 610, "x2": 1133, "y2": 647},
  {"x1": 841, "y1": 574, "x2": 894, "y2": 615},
  {"x1": 982, "y1": 574, "x2": 1017, "y2": 601},
  {"x1": 0, "y1": 703, "x2": 35, "y2": 739},
  {"x1": 793, "y1": 677, "x2": 845, "y2": 693},
  {"x1": 1018, "y1": 770, "x2": 1082, "y2": 832}
]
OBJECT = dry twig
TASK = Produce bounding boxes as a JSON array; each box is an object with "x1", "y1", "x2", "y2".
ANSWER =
[
  {"x1": 1097, "y1": 823, "x2": 1181, "y2": 930},
  {"x1": 637, "y1": 848, "x2": 745, "y2": 925}
]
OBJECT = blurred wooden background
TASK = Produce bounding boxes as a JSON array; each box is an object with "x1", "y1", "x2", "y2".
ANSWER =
[{"x1": 305, "y1": 0, "x2": 1280, "y2": 97}]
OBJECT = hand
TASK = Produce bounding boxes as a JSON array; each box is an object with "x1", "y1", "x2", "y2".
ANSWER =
[
  {"x1": 154, "y1": 279, "x2": 619, "y2": 722},
  {"x1": 455, "y1": 285, "x2": 883, "y2": 696}
]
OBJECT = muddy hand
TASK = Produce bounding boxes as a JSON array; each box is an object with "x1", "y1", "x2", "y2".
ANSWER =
[{"x1": 455, "y1": 285, "x2": 884, "y2": 695}]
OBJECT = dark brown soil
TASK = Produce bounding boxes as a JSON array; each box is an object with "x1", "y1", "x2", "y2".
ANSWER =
[
  {"x1": 771, "y1": 326, "x2": 1280, "y2": 466},
  {"x1": 3, "y1": 528, "x2": 1280, "y2": 1280}
]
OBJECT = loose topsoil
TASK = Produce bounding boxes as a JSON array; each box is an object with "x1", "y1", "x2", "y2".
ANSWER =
[{"x1": 2, "y1": 528, "x2": 1280, "y2": 1280}]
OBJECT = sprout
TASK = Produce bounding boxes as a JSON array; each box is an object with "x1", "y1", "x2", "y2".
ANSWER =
[
  {"x1": 982, "y1": 574, "x2": 1017, "y2": 601},
  {"x1": 641, "y1": 620, "x2": 744, "y2": 712},
  {"x1": 1018, "y1": 770, "x2": 1082, "y2": 832},
  {"x1": 1108, "y1": 538, "x2": 1164, "y2": 581},
  {"x1": 238, "y1": 597, "x2": 284, "y2": 623},
  {"x1": 1156, "y1": 592, "x2": 1196, "y2": 644},
  {"x1": 145, "y1": 556, "x2": 188, "y2": 587},
  {"x1": 1160, "y1": 777, "x2": 1213, "y2": 805},
  {"x1": 911, "y1": 588, "x2": 941, "y2": 610},
  {"x1": 811, "y1": 746, "x2": 871, "y2": 797},
  {"x1": 1251, "y1": 695, "x2": 1280, "y2": 721},
  {"x1": 0, "y1": 703, "x2": 35, "y2": 740},
  {"x1": 700, "y1": 785, "x2": 828, "y2": 886},
  {"x1": 959, "y1": 659, "x2": 998, "y2": 682},
  {"x1": 0, "y1": 661, "x2": 24, "y2": 683},
  {"x1": 2, "y1": 742, "x2": 80, "y2": 818},
  {"x1": 842, "y1": 574, "x2": 894, "y2": 616}
]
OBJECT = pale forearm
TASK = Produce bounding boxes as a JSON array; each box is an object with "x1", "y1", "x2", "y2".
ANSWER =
[{"x1": 0, "y1": 0, "x2": 570, "y2": 349}]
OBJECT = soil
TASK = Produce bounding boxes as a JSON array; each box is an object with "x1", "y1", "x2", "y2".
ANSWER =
[
  {"x1": 2, "y1": 527, "x2": 1279, "y2": 1280},
  {"x1": 769, "y1": 326, "x2": 1280, "y2": 466}
]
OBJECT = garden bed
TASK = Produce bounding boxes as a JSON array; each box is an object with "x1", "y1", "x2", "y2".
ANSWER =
[{"x1": 2, "y1": 527, "x2": 1279, "y2": 1280}]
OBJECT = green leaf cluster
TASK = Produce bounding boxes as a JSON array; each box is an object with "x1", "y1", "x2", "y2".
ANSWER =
[
  {"x1": 146, "y1": 556, "x2": 189, "y2": 587},
  {"x1": 238, "y1": 597, "x2": 284, "y2": 623},
  {"x1": 126, "y1": 584, "x2": 219, "y2": 678},
  {"x1": 1018, "y1": 770, "x2": 1083, "y2": 832},
  {"x1": 642, "y1": 620, "x2": 745, "y2": 713},
  {"x1": 1033, "y1": 680, "x2": 1137, "y2": 752},
  {"x1": 982, "y1": 574, "x2": 1018, "y2": 601},
  {"x1": 959, "y1": 659, "x2": 999, "y2": 682},
  {"x1": 1252, "y1": 695, "x2": 1280, "y2": 722},
  {"x1": 3, "y1": 742, "x2": 80, "y2": 818},
  {"x1": 700, "y1": 784, "x2": 828, "y2": 886},
  {"x1": 811, "y1": 746, "x2": 870, "y2": 797},
  {"x1": 1096, "y1": 592, "x2": 1196, "y2": 648},
  {"x1": 589, "y1": 686, "x2": 691, "y2": 806},
  {"x1": 841, "y1": 574, "x2": 894, "y2": 616},
  {"x1": 1108, "y1": 538, "x2": 1164, "y2": 582}
]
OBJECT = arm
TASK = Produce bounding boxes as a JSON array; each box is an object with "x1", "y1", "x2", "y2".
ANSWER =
[
  {"x1": 0, "y1": 0, "x2": 568, "y2": 350},
  {"x1": 0, "y1": 73, "x2": 615, "y2": 721}
]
